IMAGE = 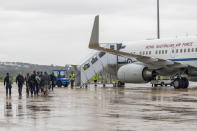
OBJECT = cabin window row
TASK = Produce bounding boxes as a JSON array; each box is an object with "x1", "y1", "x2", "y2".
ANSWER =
[
  {"x1": 172, "y1": 48, "x2": 197, "y2": 53},
  {"x1": 139, "y1": 51, "x2": 152, "y2": 55},
  {"x1": 139, "y1": 48, "x2": 197, "y2": 56}
]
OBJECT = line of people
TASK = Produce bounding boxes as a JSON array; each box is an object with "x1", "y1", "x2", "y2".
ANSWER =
[{"x1": 4, "y1": 71, "x2": 56, "y2": 96}]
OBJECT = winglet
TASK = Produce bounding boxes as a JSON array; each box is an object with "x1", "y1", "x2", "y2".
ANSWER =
[{"x1": 89, "y1": 15, "x2": 99, "y2": 49}]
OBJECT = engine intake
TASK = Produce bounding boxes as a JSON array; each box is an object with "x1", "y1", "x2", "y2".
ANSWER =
[{"x1": 117, "y1": 64, "x2": 155, "y2": 83}]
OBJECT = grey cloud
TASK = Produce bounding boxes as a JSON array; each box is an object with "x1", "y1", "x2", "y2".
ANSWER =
[
  {"x1": 0, "y1": 0, "x2": 156, "y2": 14},
  {"x1": 0, "y1": 0, "x2": 197, "y2": 65}
]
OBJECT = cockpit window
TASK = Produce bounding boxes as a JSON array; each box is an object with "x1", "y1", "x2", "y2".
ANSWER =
[{"x1": 99, "y1": 52, "x2": 106, "y2": 58}]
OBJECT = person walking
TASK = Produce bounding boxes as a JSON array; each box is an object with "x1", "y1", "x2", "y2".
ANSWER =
[
  {"x1": 49, "y1": 72, "x2": 56, "y2": 91},
  {"x1": 25, "y1": 73, "x2": 31, "y2": 95},
  {"x1": 39, "y1": 72, "x2": 44, "y2": 93},
  {"x1": 4, "y1": 73, "x2": 12, "y2": 96},
  {"x1": 30, "y1": 71, "x2": 37, "y2": 95},
  {"x1": 35, "y1": 72, "x2": 41, "y2": 95},
  {"x1": 69, "y1": 72, "x2": 75, "y2": 88},
  {"x1": 16, "y1": 72, "x2": 25, "y2": 96},
  {"x1": 28, "y1": 72, "x2": 33, "y2": 96},
  {"x1": 41, "y1": 72, "x2": 50, "y2": 95}
]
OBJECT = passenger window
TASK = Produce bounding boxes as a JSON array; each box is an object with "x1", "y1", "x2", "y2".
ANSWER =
[
  {"x1": 117, "y1": 44, "x2": 122, "y2": 50},
  {"x1": 146, "y1": 51, "x2": 148, "y2": 55},
  {"x1": 143, "y1": 51, "x2": 145, "y2": 55},
  {"x1": 184, "y1": 48, "x2": 187, "y2": 53},
  {"x1": 91, "y1": 57, "x2": 98, "y2": 64},
  {"x1": 159, "y1": 50, "x2": 161, "y2": 54},
  {"x1": 99, "y1": 52, "x2": 106, "y2": 58},
  {"x1": 155, "y1": 50, "x2": 158, "y2": 54},
  {"x1": 192, "y1": 48, "x2": 194, "y2": 52},
  {"x1": 165, "y1": 50, "x2": 167, "y2": 54},
  {"x1": 176, "y1": 49, "x2": 178, "y2": 53},
  {"x1": 149, "y1": 51, "x2": 151, "y2": 55},
  {"x1": 110, "y1": 45, "x2": 115, "y2": 50},
  {"x1": 162, "y1": 50, "x2": 164, "y2": 54},
  {"x1": 180, "y1": 49, "x2": 183, "y2": 53},
  {"x1": 172, "y1": 50, "x2": 174, "y2": 53},
  {"x1": 196, "y1": 48, "x2": 197, "y2": 52},
  {"x1": 188, "y1": 48, "x2": 190, "y2": 52}
]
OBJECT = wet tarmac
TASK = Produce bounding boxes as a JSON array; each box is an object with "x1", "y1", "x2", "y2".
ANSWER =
[{"x1": 1, "y1": 83, "x2": 197, "y2": 131}]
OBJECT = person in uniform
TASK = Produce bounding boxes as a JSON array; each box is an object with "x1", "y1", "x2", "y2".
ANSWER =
[
  {"x1": 49, "y1": 72, "x2": 56, "y2": 91},
  {"x1": 4, "y1": 73, "x2": 12, "y2": 96},
  {"x1": 25, "y1": 73, "x2": 31, "y2": 95},
  {"x1": 39, "y1": 72, "x2": 44, "y2": 93},
  {"x1": 16, "y1": 72, "x2": 25, "y2": 96},
  {"x1": 30, "y1": 71, "x2": 37, "y2": 95},
  {"x1": 69, "y1": 72, "x2": 75, "y2": 88},
  {"x1": 93, "y1": 74, "x2": 99, "y2": 86}
]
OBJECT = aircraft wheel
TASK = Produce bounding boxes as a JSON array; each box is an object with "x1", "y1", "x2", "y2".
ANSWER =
[
  {"x1": 173, "y1": 78, "x2": 181, "y2": 89},
  {"x1": 182, "y1": 77, "x2": 189, "y2": 89},
  {"x1": 173, "y1": 78, "x2": 189, "y2": 89},
  {"x1": 118, "y1": 81, "x2": 125, "y2": 87}
]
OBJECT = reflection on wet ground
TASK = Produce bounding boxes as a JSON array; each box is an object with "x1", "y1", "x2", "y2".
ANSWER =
[{"x1": 1, "y1": 83, "x2": 197, "y2": 131}]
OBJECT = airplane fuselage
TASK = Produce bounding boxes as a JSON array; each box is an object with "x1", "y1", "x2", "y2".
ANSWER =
[{"x1": 121, "y1": 36, "x2": 197, "y2": 67}]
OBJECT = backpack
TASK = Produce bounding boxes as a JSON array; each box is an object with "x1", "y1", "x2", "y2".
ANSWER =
[{"x1": 18, "y1": 75, "x2": 24, "y2": 83}]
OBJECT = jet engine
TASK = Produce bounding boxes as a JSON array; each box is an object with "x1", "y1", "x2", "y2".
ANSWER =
[{"x1": 117, "y1": 64, "x2": 156, "y2": 83}]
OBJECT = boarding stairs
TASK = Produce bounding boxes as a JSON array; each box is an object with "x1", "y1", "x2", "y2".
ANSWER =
[{"x1": 79, "y1": 43, "x2": 122, "y2": 87}]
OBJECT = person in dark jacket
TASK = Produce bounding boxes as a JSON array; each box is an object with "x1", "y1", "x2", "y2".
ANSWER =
[
  {"x1": 16, "y1": 72, "x2": 25, "y2": 96},
  {"x1": 39, "y1": 72, "x2": 44, "y2": 93},
  {"x1": 4, "y1": 73, "x2": 12, "y2": 96},
  {"x1": 30, "y1": 71, "x2": 37, "y2": 95},
  {"x1": 49, "y1": 73, "x2": 56, "y2": 91},
  {"x1": 25, "y1": 73, "x2": 31, "y2": 95}
]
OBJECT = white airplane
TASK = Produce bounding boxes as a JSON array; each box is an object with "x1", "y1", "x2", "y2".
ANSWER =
[{"x1": 89, "y1": 15, "x2": 197, "y2": 89}]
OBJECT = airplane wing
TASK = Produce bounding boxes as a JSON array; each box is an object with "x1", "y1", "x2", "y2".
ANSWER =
[{"x1": 88, "y1": 15, "x2": 190, "y2": 70}]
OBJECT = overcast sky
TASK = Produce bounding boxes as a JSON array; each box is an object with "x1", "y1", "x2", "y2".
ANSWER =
[{"x1": 0, "y1": 0, "x2": 197, "y2": 66}]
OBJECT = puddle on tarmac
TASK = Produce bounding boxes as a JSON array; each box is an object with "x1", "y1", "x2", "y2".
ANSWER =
[{"x1": 0, "y1": 83, "x2": 197, "y2": 131}]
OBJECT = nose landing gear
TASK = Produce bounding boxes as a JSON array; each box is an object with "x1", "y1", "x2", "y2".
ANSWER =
[{"x1": 173, "y1": 77, "x2": 189, "y2": 89}]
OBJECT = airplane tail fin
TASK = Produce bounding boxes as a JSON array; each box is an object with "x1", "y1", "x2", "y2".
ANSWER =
[{"x1": 89, "y1": 15, "x2": 99, "y2": 49}]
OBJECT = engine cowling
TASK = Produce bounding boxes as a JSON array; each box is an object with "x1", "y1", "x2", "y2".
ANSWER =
[{"x1": 117, "y1": 64, "x2": 155, "y2": 83}]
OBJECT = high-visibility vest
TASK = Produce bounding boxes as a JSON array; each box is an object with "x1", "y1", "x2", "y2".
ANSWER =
[
  {"x1": 158, "y1": 76, "x2": 162, "y2": 80},
  {"x1": 93, "y1": 74, "x2": 98, "y2": 81},
  {"x1": 69, "y1": 73, "x2": 75, "y2": 81}
]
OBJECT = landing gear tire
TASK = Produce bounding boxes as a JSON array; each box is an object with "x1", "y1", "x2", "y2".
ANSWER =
[
  {"x1": 118, "y1": 81, "x2": 125, "y2": 87},
  {"x1": 173, "y1": 78, "x2": 189, "y2": 89},
  {"x1": 181, "y1": 77, "x2": 189, "y2": 89},
  {"x1": 173, "y1": 78, "x2": 181, "y2": 89}
]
